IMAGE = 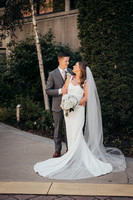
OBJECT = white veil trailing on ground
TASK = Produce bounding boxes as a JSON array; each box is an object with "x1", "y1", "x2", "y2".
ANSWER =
[{"x1": 84, "y1": 67, "x2": 126, "y2": 172}]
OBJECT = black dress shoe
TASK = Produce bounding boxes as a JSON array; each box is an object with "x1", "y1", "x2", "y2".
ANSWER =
[{"x1": 53, "y1": 151, "x2": 61, "y2": 158}]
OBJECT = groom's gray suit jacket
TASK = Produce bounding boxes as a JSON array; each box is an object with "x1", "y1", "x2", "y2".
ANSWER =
[{"x1": 46, "y1": 67, "x2": 73, "y2": 112}]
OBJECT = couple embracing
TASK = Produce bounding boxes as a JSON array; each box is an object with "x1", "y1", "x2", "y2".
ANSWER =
[{"x1": 34, "y1": 53, "x2": 126, "y2": 180}]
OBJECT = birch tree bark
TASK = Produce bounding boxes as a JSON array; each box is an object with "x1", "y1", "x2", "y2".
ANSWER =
[{"x1": 30, "y1": 0, "x2": 50, "y2": 110}]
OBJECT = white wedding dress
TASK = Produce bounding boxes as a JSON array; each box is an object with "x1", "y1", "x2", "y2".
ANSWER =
[{"x1": 34, "y1": 80, "x2": 118, "y2": 180}]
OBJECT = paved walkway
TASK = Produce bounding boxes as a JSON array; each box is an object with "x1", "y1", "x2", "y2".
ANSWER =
[
  {"x1": 0, "y1": 194, "x2": 132, "y2": 200},
  {"x1": 0, "y1": 122, "x2": 133, "y2": 200}
]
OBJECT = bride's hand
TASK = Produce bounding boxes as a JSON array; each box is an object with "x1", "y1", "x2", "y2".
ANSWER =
[
  {"x1": 61, "y1": 86, "x2": 68, "y2": 95},
  {"x1": 79, "y1": 101, "x2": 86, "y2": 107},
  {"x1": 62, "y1": 75, "x2": 71, "y2": 95},
  {"x1": 79, "y1": 82, "x2": 88, "y2": 106}
]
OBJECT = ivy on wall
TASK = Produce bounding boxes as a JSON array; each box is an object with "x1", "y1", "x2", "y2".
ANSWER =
[{"x1": 77, "y1": 0, "x2": 133, "y2": 136}]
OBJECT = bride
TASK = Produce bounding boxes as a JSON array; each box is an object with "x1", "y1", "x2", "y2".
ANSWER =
[{"x1": 34, "y1": 61, "x2": 126, "y2": 180}]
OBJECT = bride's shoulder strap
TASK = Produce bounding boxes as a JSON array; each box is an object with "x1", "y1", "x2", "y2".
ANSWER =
[
  {"x1": 83, "y1": 79, "x2": 87, "y2": 87},
  {"x1": 67, "y1": 73, "x2": 73, "y2": 82},
  {"x1": 70, "y1": 75, "x2": 73, "y2": 82}
]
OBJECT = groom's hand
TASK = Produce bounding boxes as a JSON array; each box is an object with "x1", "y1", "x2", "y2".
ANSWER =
[{"x1": 61, "y1": 86, "x2": 68, "y2": 95}]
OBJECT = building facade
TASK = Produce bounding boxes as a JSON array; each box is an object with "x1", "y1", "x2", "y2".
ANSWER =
[{"x1": 0, "y1": 0, "x2": 80, "y2": 57}]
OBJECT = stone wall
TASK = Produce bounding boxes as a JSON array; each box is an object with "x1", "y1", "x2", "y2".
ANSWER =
[{"x1": 12, "y1": 9, "x2": 80, "y2": 51}]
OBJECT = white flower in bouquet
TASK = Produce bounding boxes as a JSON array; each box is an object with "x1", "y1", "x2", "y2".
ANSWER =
[{"x1": 60, "y1": 94, "x2": 78, "y2": 116}]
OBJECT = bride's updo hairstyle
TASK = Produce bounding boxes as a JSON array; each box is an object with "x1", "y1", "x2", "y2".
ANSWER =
[{"x1": 78, "y1": 61, "x2": 87, "y2": 88}]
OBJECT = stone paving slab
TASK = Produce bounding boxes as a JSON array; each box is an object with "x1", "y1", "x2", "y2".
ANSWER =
[
  {"x1": 0, "y1": 182, "x2": 133, "y2": 197},
  {"x1": 0, "y1": 182, "x2": 52, "y2": 194},
  {"x1": 0, "y1": 194, "x2": 133, "y2": 200},
  {"x1": 48, "y1": 183, "x2": 133, "y2": 196}
]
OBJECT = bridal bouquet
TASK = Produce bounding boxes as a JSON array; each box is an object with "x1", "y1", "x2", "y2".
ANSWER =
[{"x1": 60, "y1": 94, "x2": 78, "y2": 116}]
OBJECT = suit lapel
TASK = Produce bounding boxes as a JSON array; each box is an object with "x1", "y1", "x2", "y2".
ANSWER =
[
  {"x1": 55, "y1": 68, "x2": 74, "y2": 83},
  {"x1": 56, "y1": 68, "x2": 65, "y2": 84}
]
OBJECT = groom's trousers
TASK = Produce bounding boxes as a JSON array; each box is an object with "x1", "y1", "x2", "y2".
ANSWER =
[{"x1": 53, "y1": 110, "x2": 67, "y2": 152}]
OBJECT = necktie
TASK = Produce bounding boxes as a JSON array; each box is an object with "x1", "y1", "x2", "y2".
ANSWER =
[{"x1": 62, "y1": 70, "x2": 65, "y2": 80}]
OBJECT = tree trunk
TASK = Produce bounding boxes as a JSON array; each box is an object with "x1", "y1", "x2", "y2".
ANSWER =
[{"x1": 30, "y1": 0, "x2": 50, "y2": 110}]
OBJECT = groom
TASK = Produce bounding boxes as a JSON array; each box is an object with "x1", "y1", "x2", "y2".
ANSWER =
[{"x1": 46, "y1": 52, "x2": 74, "y2": 158}]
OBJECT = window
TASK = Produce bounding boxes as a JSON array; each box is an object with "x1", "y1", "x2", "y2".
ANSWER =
[
  {"x1": 0, "y1": 0, "x2": 6, "y2": 8},
  {"x1": 70, "y1": 0, "x2": 77, "y2": 10},
  {"x1": 53, "y1": 0, "x2": 65, "y2": 12}
]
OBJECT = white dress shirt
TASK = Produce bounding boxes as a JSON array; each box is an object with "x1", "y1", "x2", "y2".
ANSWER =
[{"x1": 58, "y1": 67, "x2": 67, "y2": 95}]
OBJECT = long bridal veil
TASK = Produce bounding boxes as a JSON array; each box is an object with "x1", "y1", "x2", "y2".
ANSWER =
[{"x1": 84, "y1": 67, "x2": 126, "y2": 172}]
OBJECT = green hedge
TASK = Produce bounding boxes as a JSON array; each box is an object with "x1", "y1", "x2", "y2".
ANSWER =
[
  {"x1": 77, "y1": 0, "x2": 133, "y2": 137},
  {"x1": 0, "y1": 30, "x2": 81, "y2": 135},
  {"x1": 2, "y1": 30, "x2": 81, "y2": 105}
]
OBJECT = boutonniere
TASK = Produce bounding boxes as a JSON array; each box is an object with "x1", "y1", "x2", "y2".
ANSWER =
[
  {"x1": 66, "y1": 72, "x2": 71, "y2": 78},
  {"x1": 72, "y1": 75, "x2": 76, "y2": 79}
]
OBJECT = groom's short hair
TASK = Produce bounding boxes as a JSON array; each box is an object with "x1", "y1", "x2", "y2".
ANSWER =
[{"x1": 58, "y1": 52, "x2": 69, "y2": 60}]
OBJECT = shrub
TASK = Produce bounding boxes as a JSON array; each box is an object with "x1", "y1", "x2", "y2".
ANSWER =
[
  {"x1": 77, "y1": 0, "x2": 133, "y2": 137},
  {"x1": 6, "y1": 30, "x2": 82, "y2": 104},
  {"x1": 0, "y1": 107, "x2": 16, "y2": 123},
  {"x1": 0, "y1": 30, "x2": 81, "y2": 135},
  {"x1": 0, "y1": 55, "x2": 14, "y2": 106},
  {"x1": 0, "y1": 95, "x2": 42, "y2": 129},
  {"x1": 15, "y1": 95, "x2": 42, "y2": 130},
  {"x1": 37, "y1": 110, "x2": 54, "y2": 134}
]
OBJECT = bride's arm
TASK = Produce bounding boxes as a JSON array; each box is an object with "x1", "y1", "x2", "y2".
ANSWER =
[
  {"x1": 79, "y1": 81, "x2": 88, "y2": 106},
  {"x1": 62, "y1": 75, "x2": 71, "y2": 95}
]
